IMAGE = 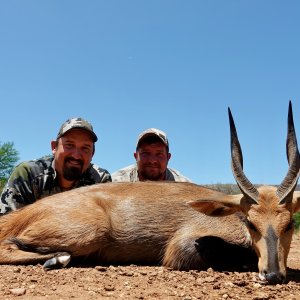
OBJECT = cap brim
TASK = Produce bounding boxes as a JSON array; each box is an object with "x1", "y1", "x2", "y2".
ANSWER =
[
  {"x1": 58, "y1": 127, "x2": 98, "y2": 142},
  {"x1": 137, "y1": 133, "x2": 168, "y2": 148}
]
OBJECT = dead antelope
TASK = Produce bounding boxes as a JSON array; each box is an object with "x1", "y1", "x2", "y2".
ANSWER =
[{"x1": 0, "y1": 102, "x2": 299, "y2": 285}]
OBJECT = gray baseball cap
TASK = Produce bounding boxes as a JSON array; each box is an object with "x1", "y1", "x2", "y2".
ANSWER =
[
  {"x1": 136, "y1": 128, "x2": 169, "y2": 149},
  {"x1": 57, "y1": 117, "x2": 98, "y2": 142}
]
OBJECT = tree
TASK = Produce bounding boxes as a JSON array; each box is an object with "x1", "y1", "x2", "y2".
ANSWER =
[{"x1": 0, "y1": 142, "x2": 19, "y2": 191}]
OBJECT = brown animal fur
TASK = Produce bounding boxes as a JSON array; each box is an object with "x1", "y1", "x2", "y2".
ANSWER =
[
  {"x1": 0, "y1": 182, "x2": 250, "y2": 268},
  {"x1": 0, "y1": 181, "x2": 299, "y2": 284}
]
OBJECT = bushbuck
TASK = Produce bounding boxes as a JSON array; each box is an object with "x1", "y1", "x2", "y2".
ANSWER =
[{"x1": 0, "y1": 102, "x2": 299, "y2": 285}]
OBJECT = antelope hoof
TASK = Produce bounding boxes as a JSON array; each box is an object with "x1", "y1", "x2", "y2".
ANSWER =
[
  {"x1": 43, "y1": 253, "x2": 71, "y2": 270},
  {"x1": 259, "y1": 272, "x2": 285, "y2": 285}
]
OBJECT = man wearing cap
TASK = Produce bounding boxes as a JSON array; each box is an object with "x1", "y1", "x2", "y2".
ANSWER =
[
  {"x1": 0, "y1": 118, "x2": 111, "y2": 215},
  {"x1": 112, "y1": 128, "x2": 191, "y2": 182}
]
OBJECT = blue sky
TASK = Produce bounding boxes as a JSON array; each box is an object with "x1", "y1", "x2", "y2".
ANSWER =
[{"x1": 1, "y1": 1, "x2": 300, "y2": 184}]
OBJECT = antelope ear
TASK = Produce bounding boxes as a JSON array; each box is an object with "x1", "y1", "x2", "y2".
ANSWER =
[
  {"x1": 188, "y1": 194, "x2": 243, "y2": 217},
  {"x1": 292, "y1": 191, "x2": 300, "y2": 212}
]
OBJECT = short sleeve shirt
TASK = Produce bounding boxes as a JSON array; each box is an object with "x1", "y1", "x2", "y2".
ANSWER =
[
  {"x1": 0, "y1": 155, "x2": 111, "y2": 214},
  {"x1": 111, "y1": 164, "x2": 191, "y2": 182}
]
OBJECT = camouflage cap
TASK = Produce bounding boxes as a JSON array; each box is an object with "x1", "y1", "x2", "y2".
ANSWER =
[
  {"x1": 57, "y1": 117, "x2": 98, "y2": 142},
  {"x1": 136, "y1": 128, "x2": 169, "y2": 149}
]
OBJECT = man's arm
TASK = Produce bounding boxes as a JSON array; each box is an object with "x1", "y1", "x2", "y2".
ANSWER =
[
  {"x1": 99, "y1": 169, "x2": 112, "y2": 183},
  {"x1": 111, "y1": 165, "x2": 137, "y2": 182},
  {"x1": 89, "y1": 164, "x2": 112, "y2": 183},
  {"x1": 0, "y1": 162, "x2": 36, "y2": 215},
  {"x1": 166, "y1": 168, "x2": 192, "y2": 182}
]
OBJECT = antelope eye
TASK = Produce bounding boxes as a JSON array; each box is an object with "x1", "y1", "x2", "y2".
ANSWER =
[
  {"x1": 247, "y1": 220, "x2": 257, "y2": 232},
  {"x1": 285, "y1": 220, "x2": 295, "y2": 232}
]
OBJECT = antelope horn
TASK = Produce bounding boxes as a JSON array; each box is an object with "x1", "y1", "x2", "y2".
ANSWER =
[
  {"x1": 277, "y1": 101, "x2": 300, "y2": 204},
  {"x1": 228, "y1": 107, "x2": 259, "y2": 204}
]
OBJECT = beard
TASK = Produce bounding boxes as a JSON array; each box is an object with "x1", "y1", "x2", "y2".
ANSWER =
[
  {"x1": 62, "y1": 158, "x2": 84, "y2": 181},
  {"x1": 139, "y1": 165, "x2": 165, "y2": 181}
]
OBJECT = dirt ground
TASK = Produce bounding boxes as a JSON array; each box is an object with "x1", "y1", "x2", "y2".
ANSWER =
[{"x1": 0, "y1": 233, "x2": 299, "y2": 300}]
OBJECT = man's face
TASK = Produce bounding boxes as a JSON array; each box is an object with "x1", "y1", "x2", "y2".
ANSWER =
[
  {"x1": 51, "y1": 129, "x2": 94, "y2": 184},
  {"x1": 134, "y1": 141, "x2": 171, "y2": 181}
]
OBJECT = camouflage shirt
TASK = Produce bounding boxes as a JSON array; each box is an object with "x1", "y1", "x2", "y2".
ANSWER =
[
  {"x1": 0, "y1": 155, "x2": 111, "y2": 215},
  {"x1": 111, "y1": 164, "x2": 191, "y2": 182}
]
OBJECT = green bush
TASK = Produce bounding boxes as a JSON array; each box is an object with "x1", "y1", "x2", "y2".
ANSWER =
[
  {"x1": 204, "y1": 183, "x2": 241, "y2": 195},
  {"x1": 294, "y1": 212, "x2": 300, "y2": 232}
]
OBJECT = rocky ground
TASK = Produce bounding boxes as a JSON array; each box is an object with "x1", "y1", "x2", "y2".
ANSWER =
[{"x1": 0, "y1": 233, "x2": 299, "y2": 300}]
